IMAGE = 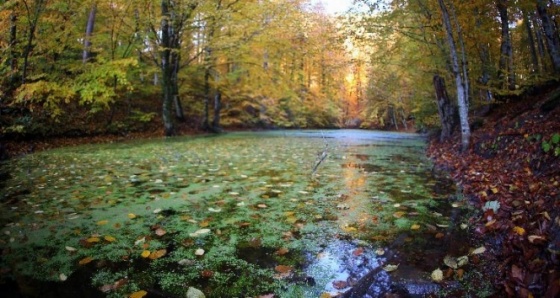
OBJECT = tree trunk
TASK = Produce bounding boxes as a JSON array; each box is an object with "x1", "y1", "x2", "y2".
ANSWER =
[
  {"x1": 523, "y1": 9, "x2": 540, "y2": 73},
  {"x1": 172, "y1": 51, "x2": 185, "y2": 121},
  {"x1": 433, "y1": 75, "x2": 456, "y2": 141},
  {"x1": 21, "y1": 0, "x2": 45, "y2": 84},
  {"x1": 536, "y1": 0, "x2": 560, "y2": 72},
  {"x1": 438, "y1": 0, "x2": 470, "y2": 151},
  {"x1": 212, "y1": 90, "x2": 222, "y2": 132},
  {"x1": 202, "y1": 66, "x2": 211, "y2": 131},
  {"x1": 82, "y1": 3, "x2": 97, "y2": 63},
  {"x1": 497, "y1": 0, "x2": 515, "y2": 90},
  {"x1": 160, "y1": 0, "x2": 175, "y2": 136}
]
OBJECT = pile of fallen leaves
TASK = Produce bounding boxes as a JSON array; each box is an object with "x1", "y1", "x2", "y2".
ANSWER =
[{"x1": 428, "y1": 85, "x2": 560, "y2": 298}]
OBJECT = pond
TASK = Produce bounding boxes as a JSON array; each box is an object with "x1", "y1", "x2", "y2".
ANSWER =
[{"x1": 0, "y1": 130, "x2": 481, "y2": 297}]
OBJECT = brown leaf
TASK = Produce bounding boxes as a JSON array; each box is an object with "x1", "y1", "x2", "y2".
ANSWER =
[
  {"x1": 274, "y1": 265, "x2": 293, "y2": 274},
  {"x1": 511, "y1": 264, "x2": 523, "y2": 281},
  {"x1": 352, "y1": 247, "x2": 364, "y2": 256},
  {"x1": 275, "y1": 247, "x2": 289, "y2": 256},
  {"x1": 332, "y1": 280, "x2": 348, "y2": 290}
]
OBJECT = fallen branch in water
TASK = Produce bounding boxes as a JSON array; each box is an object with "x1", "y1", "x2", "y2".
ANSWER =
[{"x1": 312, "y1": 132, "x2": 329, "y2": 175}]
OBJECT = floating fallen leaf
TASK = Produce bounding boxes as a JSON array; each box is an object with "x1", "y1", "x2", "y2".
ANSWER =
[
  {"x1": 141, "y1": 250, "x2": 151, "y2": 258},
  {"x1": 190, "y1": 229, "x2": 211, "y2": 237},
  {"x1": 436, "y1": 223, "x2": 449, "y2": 228},
  {"x1": 128, "y1": 213, "x2": 136, "y2": 219},
  {"x1": 104, "y1": 235, "x2": 117, "y2": 242},
  {"x1": 410, "y1": 224, "x2": 421, "y2": 230},
  {"x1": 229, "y1": 192, "x2": 240, "y2": 196},
  {"x1": 298, "y1": 190, "x2": 309, "y2": 194},
  {"x1": 353, "y1": 247, "x2": 364, "y2": 256},
  {"x1": 208, "y1": 207, "x2": 221, "y2": 213},
  {"x1": 97, "y1": 220, "x2": 109, "y2": 225},
  {"x1": 275, "y1": 265, "x2": 293, "y2": 274},
  {"x1": 431, "y1": 268, "x2": 443, "y2": 282},
  {"x1": 65, "y1": 246, "x2": 77, "y2": 252},
  {"x1": 129, "y1": 290, "x2": 148, "y2": 298},
  {"x1": 79, "y1": 256, "x2": 93, "y2": 265},
  {"x1": 195, "y1": 248, "x2": 205, "y2": 256},
  {"x1": 470, "y1": 246, "x2": 486, "y2": 255},
  {"x1": 59, "y1": 273, "x2": 67, "y2": 281},
  {"x1": 275, "y1": 247, "x2": 289, "y2": 255},
  {"x1": 257, "y1": 204, "x2": 267, "y2": 208},
  {"x1": 332, "y1": 280, "x2": 348, "y2": 290},
  {"x1": 135, "y1": 237, "x2": 146, "y2": 246},
  {"x1": 460, "y1": 223, "x2": 468, "y2": 230},
  {"x1": 86, "y1": 237, "x2": 100, "y2": 243},
  {"x1": 383, "y1": 264, "x2": 399, "y2": 272},
  {"x1": 393, "y1": 211, "x2": 406, "y2": 218},
  {"x1": 155, "y1": 228, "x2": 166, "y2": 236},
  {"x1": 456, "y1": 268, "x2": 465, "y2": 279},
  {"x1": 375, "y1": 248, "x2": 385, "y2": 256},
  {"x1": 149, "y1": 249, "x2": 167, "y2": 260},
  {"x1": 491, "y1": 187, "x2": 499, "y2": 194},
  {"x1": 435, "y1": 232, "x2": 445, "y2": 239},
  {"x1": 153, "y1": 208, "x2": 162, "y2": 214}
]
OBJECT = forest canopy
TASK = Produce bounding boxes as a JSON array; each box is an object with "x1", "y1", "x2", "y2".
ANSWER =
[{"x1": 1, "y1": 0, "x2": 559, "y2": 141}]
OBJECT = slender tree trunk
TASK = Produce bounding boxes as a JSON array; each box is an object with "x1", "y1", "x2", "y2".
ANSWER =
[
  {"x1": 9, "y1": 12, "x2": 17, "y2": 73},
  {"x1": 438, "y1": 0, "x2": 470, "y2": 151},
  {"x1": 82, "y1": 3, "x2": 97, "y2": 63},
  {"x1": 160, "y1": 0, "x2": 175, "y2": 136},
  {"x1": 533, "y1": 12, "x2": 548, "y2": 72},
  {"x1": 202, "y1": 65, "x2": 211, "y2": 130},
  {"x1": 450, "y1": 2, "x2": 470, "y2": 105},
  {"x1": 172, "y1": 52, "x2": 185, "y2": 121},
  {"x1": 523, "y1": 9, "x2": 540, "y2": 73},
  {"x1": 537, "y1": 0, "x2": 560, "y2": 72},
  {"x1": 212, "y1": 90, "x2": 222, "y2": 132},
  {"x1": 497, "y1": 0, "x2": 515, "y2": 90},
  {"x1": 21, "y1": 0, "x2": 45, "y2": 84}
]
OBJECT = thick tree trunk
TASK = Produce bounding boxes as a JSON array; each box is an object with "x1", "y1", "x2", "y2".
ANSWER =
[
  {"x1": 537, "y1": 0, "x2": 560, "y2": 72},
  {"x1": 160, "y1": 0, "x2": 175, "y2": 136},
  {"x1": 82, "y1": 3, "x2": 97, "y2": 63},
  {"x1": 433, "y1": 75, "x2": 456, "y2": 141},
  {"x1": 497, "y1": 0, "x2": 515, "y2": 90},
  {"x1": 438, "y1": 0, "x2": 470, "y2": 151}
]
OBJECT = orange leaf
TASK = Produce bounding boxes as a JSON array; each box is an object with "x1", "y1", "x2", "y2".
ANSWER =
[
  {"x1": 79, "y1": 256, "x2": 93, "y2": 265},
  {"x1": 512, "y1": 226, "x2": 525, "y2": 236},
  {"x1": 275, "y1": 265, "x2": 292, "y2": 274},
  {"x1": 393, "y1": 211, "x2": 406, "y2": 218},
  {"x1": 149, "y1": 249, "x2": 167, "y2": 260},
  {"x1": 352, "y1": 247, "x2": 364, "y2": 256},
  {"x1": 275, "y1": 247, "x2": 289, "y2": 256}
]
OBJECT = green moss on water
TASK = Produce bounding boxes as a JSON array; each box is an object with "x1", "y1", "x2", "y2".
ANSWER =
[{"x1": 0, "y1": 130, "x2": 461, "y2": 297}]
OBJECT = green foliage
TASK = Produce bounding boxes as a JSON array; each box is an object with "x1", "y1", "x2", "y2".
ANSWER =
[
  {"x1": 15, "y1": 80, "x2": 75, "y2": 118},
  {"x1": 542, "y1": 133, "x2": 560, "y2": 156}
]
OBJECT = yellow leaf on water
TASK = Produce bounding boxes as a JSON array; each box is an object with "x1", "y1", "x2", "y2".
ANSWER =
[
  {"x1": 410, "y1": 224, "x2": 421, "y2": 230},
  {"x1": 383, "y1": 264, "x2": 399, "y2": 272},
  {"x1": 141, "y1": 250, "x2": 151, "y2": 258},
  {"x1": 79, "y1": 256, "x2": 93, "y2": 265},
  {"x1": 86, "y1": 237, "x2": 100, "y2": 243},
  {"x1": 129, "y1": 290, "x2": 148, "y2": 298},
  {"x1": 491, "y1": 187, "x2": 499, "y2": 194},
  {"x1": 513, "y1": 226, "x2": 525, "y2": 236},
  {"x1": 393, "y1": 211, "x2": 406, "y2": 218},
  {"x1": 128, "y1": 213, "x2": 136, "y2": 219},
  {"x1": 97, "y1": 220, "x2": 109, "y2": 225},
  {"x1": 104, "y1": 235, "x2": 116, "y2": 242}
]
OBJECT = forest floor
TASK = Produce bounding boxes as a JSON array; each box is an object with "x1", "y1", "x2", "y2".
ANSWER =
[
  {"x1": 2, "y1": 85, "x2": 560, "y2": 297},
  {"x1": 427, "y1": 84, "x2": 560, "y2": 297}
]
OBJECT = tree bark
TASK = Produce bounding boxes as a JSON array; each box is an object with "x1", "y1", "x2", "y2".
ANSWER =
[
  {"x1": 212, "y1": 90, "x2": 222, "y2": 132},
  {"x1": 82, "y1": 3, "x2": 97, "y2": 63},
  {"x1": 160, "y1": 0, "x2": 175, "y2": 136},
  {"x1": 21, "y1": 0, "x2": 45, "y2": 84},
  {"x1": 536, "y1": 0, "x2": 560, "y2": 72},
  {"x1": 523, "y1": 9, "x2": 540, "y2": 73},
  {"x1": 438, "y1": 0, "x2": 470, "y2": 151},
  {"x1": 433, "y1": 74, "x2": 456, "y2": 141},
  {"x1": 497, "y1": 0, "x2": 515, "y2": 90}
]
